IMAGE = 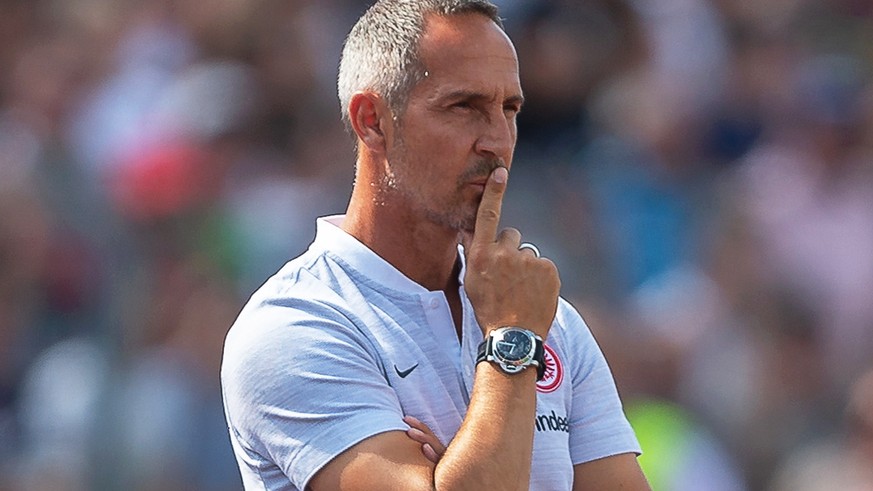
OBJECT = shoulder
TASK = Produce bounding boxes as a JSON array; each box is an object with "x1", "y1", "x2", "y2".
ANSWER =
[
  {"x1": 548, "y1": 297, "x2": 599, "y2": 353},
  {"x1": 222, "y1": 251, "x2": 381, "y2": 399},
  {"x1": 554, "y1": 297, "x2": 587, "y2": 328},
  {"x1": 545, "y1": 297, "x2": 618, "y2": 387},
  {"x1": 220, "y1": 258, "x2": 395, "y2": 439},
  {"x1": 227, "y1": 248, "x2": 367, "y2": 341}
]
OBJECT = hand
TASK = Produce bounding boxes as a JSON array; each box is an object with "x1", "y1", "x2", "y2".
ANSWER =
[
  {"x1": 463, "y1": 167, "x2": 560, "y2": 338},
  {"x1": 403, "y1": 415, "x2": 446, "y2": 464}
]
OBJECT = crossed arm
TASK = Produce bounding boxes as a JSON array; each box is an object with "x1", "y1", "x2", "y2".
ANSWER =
[
  {"x1": 405, "y1": 417, "x2": 649, "y2": 491},
  {"x1": 308, "y1": 168, "x2": 650, "y2": 491},
  {"x1": 309, "y1": 363, "x2": 540, "y2": 491},
  {"x1": 309, "y1": 367, "x2": 649, "y2": 491}
]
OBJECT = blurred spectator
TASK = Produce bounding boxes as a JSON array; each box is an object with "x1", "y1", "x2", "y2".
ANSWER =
[
  {"x1": 0, "y1": 189, "x2": 52, "y2": 489},
  {"x1": 735, "y1": 51, "x2": 873, "y2": 388},
  {"x1": 627, "y1": 399, "x2": 746, "y2": 491},
  {"x1": 2, "y1": 0, "x2": 873, "y2": 489},
  {"x1": 570, "y1": 66, "x2": 717, "y2": 299},
  {"x1": 768, "y1": 367, "x2": 873, "y2": 490},
  {"x1": 14, "y1": 337, "x2": 108, "y2": 491},
  {"x1": 632, "y1": 0, "x2": 730, "y2": 121},
  {"x1": 98, "y1": 259, "x2": 241, "y2": 491},
  {"x1": 510, "y1": 0, "x2": 646, "y2": 160}
]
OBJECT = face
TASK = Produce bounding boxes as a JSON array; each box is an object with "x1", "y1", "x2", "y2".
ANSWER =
[{"x1": 382, "y1": 13, "x2": 523, "y2": 233}]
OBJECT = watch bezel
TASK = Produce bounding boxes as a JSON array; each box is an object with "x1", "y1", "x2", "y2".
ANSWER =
[{"x1": 488, "y1": 327, "x2": 539, "y2": 374}]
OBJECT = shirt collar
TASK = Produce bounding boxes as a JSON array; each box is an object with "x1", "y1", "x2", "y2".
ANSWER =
[{"x1": 311, "y1": 215, "x2": 468, "y2": 293}]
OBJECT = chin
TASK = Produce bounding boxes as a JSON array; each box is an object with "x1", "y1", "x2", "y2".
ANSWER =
[
  {"x1": 459, "y1": 217, "x2": 477, "y2": 236},
  {"x1": 423, "y1": 200, "x2": 477, "y2": 234}
]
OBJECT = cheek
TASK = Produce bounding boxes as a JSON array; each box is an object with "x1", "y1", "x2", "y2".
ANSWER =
[
  {"x1": 412, "y1": 134, "x2": 475, "y2": 176},
  {"x1": 402, "y1": 119, "x2": 469, "y2": 151},
  {"x1": 436, "y1": 123, "x2": 477, "y2": 149}
]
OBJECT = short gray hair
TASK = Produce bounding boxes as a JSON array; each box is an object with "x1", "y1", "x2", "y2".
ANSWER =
[{"x1": 337, "y1": 0, "x2": 503, "y2": 132}]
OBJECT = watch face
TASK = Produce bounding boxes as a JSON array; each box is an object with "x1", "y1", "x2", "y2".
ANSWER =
[{"x1": 494, "y1": 329, "x2": 534, "y2": 364}]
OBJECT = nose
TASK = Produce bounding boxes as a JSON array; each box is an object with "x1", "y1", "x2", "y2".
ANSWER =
[{"x1": 474, "y1": 108, "x2": 515, "y2": 160}]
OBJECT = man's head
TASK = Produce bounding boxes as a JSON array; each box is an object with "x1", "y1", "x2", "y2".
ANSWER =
[
  {"x1": 340, "y1": 0, "x2": 521, "y2": 234},
  {"x1": 337, "y1": 0, "x2": 503, "y2": 131}
]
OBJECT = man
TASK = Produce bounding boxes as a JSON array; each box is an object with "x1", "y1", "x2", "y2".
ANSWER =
[{"x1": 221, "y1": 1, "x2": 649, "y2": 489}]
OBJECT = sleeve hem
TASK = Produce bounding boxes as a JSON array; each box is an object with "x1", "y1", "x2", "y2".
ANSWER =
[{"x1": 294, "y1": 415, "x2": 410, "y2": 489}]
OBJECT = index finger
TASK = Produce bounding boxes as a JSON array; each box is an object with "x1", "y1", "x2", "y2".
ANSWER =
[{"x1": 471, "y1": 166, "x2": 508, "y2": 246}]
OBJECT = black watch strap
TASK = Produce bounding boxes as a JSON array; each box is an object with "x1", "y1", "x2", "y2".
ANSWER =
[
  {"x1": 476, "y1": 337, "x2": 489, "y2": 364},
  {"x1": 533, "y1": 339, "x2": 545, "y2": 380}
]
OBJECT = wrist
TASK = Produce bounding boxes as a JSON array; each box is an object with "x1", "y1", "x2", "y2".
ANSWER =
[
  {"x1": 481, "y1": 324, "x2": 547, "y2": 338},
  {"x1": 475, "y1": 360, "x2": 538, "y2": 385}
]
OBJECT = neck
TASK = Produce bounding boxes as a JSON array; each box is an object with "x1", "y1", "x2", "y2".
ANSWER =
[{"x1": 342, "y1": 173, "x2": 461, "y2": 293}]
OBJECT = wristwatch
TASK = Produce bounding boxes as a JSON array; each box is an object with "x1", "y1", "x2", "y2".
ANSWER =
[{"x1": 476, "y1": 327, "x2": 546, "y2": 380}]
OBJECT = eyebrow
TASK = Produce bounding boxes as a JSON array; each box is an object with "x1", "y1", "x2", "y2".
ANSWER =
[{"x1": 435, "y1": 89, "x2": 525, "y2": 107}]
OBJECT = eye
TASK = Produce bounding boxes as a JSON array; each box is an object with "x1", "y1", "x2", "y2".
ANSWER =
[
  {"x1": 451, "y1": 101, "x2": 474, "y2": 111},
  {"x1": 504, "y1": 103, "x2": 521, "y2": 116}
]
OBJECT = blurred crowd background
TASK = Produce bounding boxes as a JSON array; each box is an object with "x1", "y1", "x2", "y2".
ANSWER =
[{"x1": 1, "y1": 0, "x2": 873, "y2": 489}]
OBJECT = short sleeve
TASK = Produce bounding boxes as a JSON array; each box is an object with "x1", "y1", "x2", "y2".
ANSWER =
[
  {"x1": 221, "y1": 299, "x2": 408, "y2": 489},
  {"x1": 557, "y1": 301, "x2": 642, "y2": 464}
]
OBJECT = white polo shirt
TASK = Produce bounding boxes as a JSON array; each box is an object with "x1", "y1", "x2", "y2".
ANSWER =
[{"x1": 221, "y1": 216, "x2": 640, "y2": 491}]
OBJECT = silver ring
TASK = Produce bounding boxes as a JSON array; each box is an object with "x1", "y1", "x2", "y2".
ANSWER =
[{"x1": 518, "y1": 242, "x2": 541, "y2": 258}]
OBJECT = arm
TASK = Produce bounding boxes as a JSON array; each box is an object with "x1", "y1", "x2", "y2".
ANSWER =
[
  {"x1": 310, "y1": 366, "x2": 540, "y2": 491},
  {"x1": 404, "y1": 412, "x2": 651, "y2": 490},
  {"x1": 403, "y1": 379, "x2": 651, "y2": 491},
  {"x1": 310, "y1": 167, "x2": 560, "y2": 490},
  {"x1": 573, "y1": 454, "x2": 651, "y2": 491}
]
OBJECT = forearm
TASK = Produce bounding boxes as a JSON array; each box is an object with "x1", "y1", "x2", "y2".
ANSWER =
[{"x1": 433, "y1": 363, "x2": 538, "y2": 491}]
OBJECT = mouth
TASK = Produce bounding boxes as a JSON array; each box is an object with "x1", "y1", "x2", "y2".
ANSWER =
[
  {"x1": 467, "y1": 176, "x2": 489, "y2": 190},
  {"x1": 461, "y1": 158, "x2": 504, "y2": 192},
  {"x1": 466, "y1": 182, "x2": 487, "y2": 199}
]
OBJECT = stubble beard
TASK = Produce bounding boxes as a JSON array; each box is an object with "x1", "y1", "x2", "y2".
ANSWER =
[{"x1": 384, "y1": 138, "x2": 503, "y2": 234}]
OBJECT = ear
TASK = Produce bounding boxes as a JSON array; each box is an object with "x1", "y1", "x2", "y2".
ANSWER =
[{"x1": 349, "y1": 92, "x2": 391, "y2": 154}]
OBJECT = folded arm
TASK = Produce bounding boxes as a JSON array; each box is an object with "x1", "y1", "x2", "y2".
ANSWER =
[{"x1": 309, "y1": 364, "x2": 539, "y2": 491}]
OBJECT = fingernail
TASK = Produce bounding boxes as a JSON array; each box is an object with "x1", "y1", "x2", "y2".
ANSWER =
[
  {"x1": 407, "y1": 428, "x2": 425, "y2": 438},
  {"x1": 423, "y1": 443, "x2": 438, "y2": 462},
  {"x1": 492, "y1": 167, "x2": 508, "y2": 183},
  {"x1": 403, "y1": 415, "x2": 420, "y2": 425}
]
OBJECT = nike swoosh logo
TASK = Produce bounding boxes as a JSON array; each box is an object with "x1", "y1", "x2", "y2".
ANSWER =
[{"x1": 394, "y1": 363, "x2": 419, "y2": 378}]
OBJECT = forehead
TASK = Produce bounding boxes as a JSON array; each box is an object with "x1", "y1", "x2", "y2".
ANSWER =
[{"x1": 414, "y1": 13, "x2": 521, "y2": 100}]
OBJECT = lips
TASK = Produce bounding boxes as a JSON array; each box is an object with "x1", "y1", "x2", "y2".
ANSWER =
[
  {"x1": 468, "y1": 176, "x2": 489, "y2": 188},
  {"x1": 467, "y1": 182, "x2": 487, "y2": 197}
]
